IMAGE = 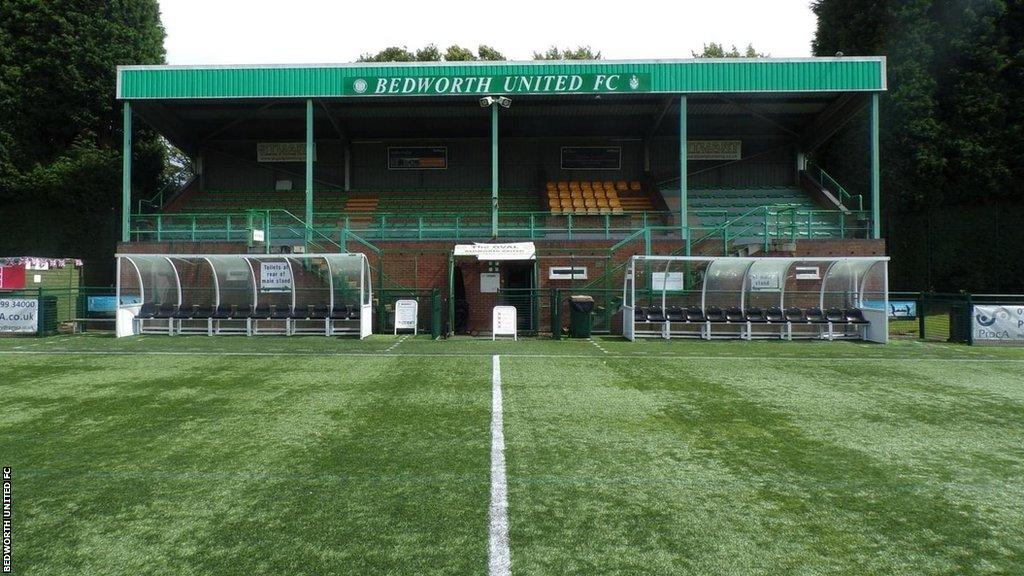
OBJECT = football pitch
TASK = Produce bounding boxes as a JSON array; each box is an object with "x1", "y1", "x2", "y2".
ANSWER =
[{"x1": 3, "y1": 335, "x2": 1024, "y2": 575}]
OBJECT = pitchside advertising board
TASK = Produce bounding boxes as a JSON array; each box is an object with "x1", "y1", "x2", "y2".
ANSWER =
[
  {"x1": 0, "y1": 298, "x2": 38, "y2": 334},
  {"x1": 973, "y1": 305, "x2": 1024, "y2": 345}
]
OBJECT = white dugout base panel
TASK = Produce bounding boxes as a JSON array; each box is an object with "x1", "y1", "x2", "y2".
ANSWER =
[
  {"x1": 115, "y1": 253, "x2": 373, "y2": 338},
  {"x1": 622, "y1": 255, "x2": 889, "y2": 343}
]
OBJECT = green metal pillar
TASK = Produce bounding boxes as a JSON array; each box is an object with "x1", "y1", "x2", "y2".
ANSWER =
[
  {"x1": 121, "y1": 102, "x2": 132, "y2": 242},
  {"x1": 305, "y1": 99, "x2": 314, "y2": 243},
  {"x1": 679, "y1": 95, "x2": 689, "y2": 252},
  {"x1": 870, "y1": 92, "x2": 881, "y2": 239},
  {"x1": 491, "y1": 104, "x2": 499, "y2": 238}
]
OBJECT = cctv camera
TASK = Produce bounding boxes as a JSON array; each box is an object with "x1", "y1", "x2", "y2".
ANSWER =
[
  {"x1": 497, "y1": 96, "x2": 512, "y2": 108},
  {"x1": 479, "y1": 96, "x2": 495, "y2": 107}
]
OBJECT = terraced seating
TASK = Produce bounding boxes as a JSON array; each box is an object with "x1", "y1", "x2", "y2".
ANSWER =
[{"x1": 687, "y1": 186, "x2": 841, "y2": 239}]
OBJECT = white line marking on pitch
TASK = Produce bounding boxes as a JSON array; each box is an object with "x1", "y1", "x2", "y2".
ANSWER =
[
  {"x1": 490, "y1": 355, "x2": 512, "y2": 576},
  {"x1": 589, "y1": 338, "x2": 609, "y2": 354},
  {"x1": 2, "y1": 349, "x2": 1024, "y2": 363},
  {"x1": 385, "y1": 335, "x2": 409, "y2": 353}
]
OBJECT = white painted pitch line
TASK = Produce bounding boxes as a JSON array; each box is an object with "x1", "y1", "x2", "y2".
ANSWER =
[
  {"x1": 385, "y1": 335, "x2": 409, "y2": 353},
  {"x1": 489, "y1": 355, "x2": 512, "y2": 576},
  {"x1": 1, "y1": 349, "x2": 1024, "y2": 363},
  {"x1": 589, "y1": 338, "x2": 609, "y2": 355}
]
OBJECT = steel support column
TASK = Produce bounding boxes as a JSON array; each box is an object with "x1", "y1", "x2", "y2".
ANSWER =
[
  {"x1": 679, "y1": 95, "x2": 689, "y2": 249},
  {"x1": 121, "y1": 102, "x2": 132, "y2": 242},
  {"x1": 305, "y1": 99, "x2": 314, "y2": 242},
  {"x1": 870, "y1": 92, "x2": 881, "y2": 239},
  {"x1": 491, "y1": 104, "x2": 499, "y2": 238}
]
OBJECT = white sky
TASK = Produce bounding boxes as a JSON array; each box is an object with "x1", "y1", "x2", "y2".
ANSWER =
[{"x1": 159, "y1": 0, "x2": 817, "y2": 65}]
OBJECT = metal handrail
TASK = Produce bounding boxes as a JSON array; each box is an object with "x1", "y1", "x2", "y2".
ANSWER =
[{"x1": 806, "y1": 161, "x2": 863, "y2": 211}]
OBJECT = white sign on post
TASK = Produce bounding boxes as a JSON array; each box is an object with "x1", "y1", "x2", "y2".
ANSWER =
[
  {"x1": 260, "y1": 262, "x2": 292, "y2": 293},
  {"x1": 0, "y1": 298, "x2": 39, "y2": 334},
  {"x1": 973, "y1": 305, "x2": 1024, "y2": 345},
  {"x1": 492, "y1": 306, "x2": 518, "y2": 340},
  {"x1": 394, "y1": 299, "x2": 418, "y2": 335}
]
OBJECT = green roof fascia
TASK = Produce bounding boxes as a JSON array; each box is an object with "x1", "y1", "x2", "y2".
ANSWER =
[{"x1": 117, "y1": 58, "x2": 886, "y2": 100}]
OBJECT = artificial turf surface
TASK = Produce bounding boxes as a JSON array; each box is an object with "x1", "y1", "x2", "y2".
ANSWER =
[{"x1": 2, "y1": 334, "x2": 1023, "y2": 575}]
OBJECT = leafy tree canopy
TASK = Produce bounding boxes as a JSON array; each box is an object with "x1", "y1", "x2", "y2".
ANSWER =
[
  {"x1": 692, "y1": 42, "x2": 768, "y2": 58},
  {"x1": 532, "y1": 46, "x2": 602, "y2": 60},
  {"x1": 359, "y1": 44, "x2": 508, "y2": 62}
]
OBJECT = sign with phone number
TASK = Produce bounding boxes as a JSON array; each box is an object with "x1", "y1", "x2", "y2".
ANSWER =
[{"x1": 0, "y1": 298, "x2": 39, "y2": 334}]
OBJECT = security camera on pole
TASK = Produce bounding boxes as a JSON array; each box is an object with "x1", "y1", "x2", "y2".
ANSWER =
[{"x1": 479, "y1": 95, "x2": 512, "y2": 237}]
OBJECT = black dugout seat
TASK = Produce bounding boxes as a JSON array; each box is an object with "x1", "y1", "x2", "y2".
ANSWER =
[
  {"x1": 309, "y1": 304, "x2": 329, "y2": 320},
  {"x1": 251, "y1": 304, "x2": 272, "y2": 319},
  {"x1": 192, "y1": 304, "x2": 214, "y2": 319},
  {"x1": 705, "y1": 306, "x2": 726, "y2": 322},
  {"x1": 271, "y1": 305, "x2": 292, "y2": 320},
  {"x1": 137, "y1": 303, "x2": 157, "y2": 319},
  {"x1": 154, "y1": 303, "x2": 178, "y2": 318},
  {"x1": 765, "y1": 306, "x2": 785, "y2": 323},
  {"x1": 845, "y1": 308, "x2": 869, "y2": 324},
  {"x1": 172, "y1": 305, "x2": 197, "y2": 320},
  {"x1": 686, "y1": 306, "x2": 706, "y2": 322},
  {"x1": 646, "y1": 306, "x2": 666, "y2": 322},
  {"x1": 330, "y1": 305, "x2": 351, "y2": 320},
  {"x1": 825, "y1": 307, "x2": 846, "y2": 323},
  {"x1": 212, "y1": 304, "x2": 236, "y2": 319},
  {"x1": 725, "y1": 306, "x2": 745, "y2": 323},
  {"x1": 745, "y1": 307, "x2": 767, "y2": 323},
  {"x1": 805, "y1": 307, "x2": 827, "y2": 323},
  {"x1": 665, "y1": 306, "x2": 685, "y2": 322},
  {"x1": 784, "y1": 306, "x2": 806, "y2": 322}
]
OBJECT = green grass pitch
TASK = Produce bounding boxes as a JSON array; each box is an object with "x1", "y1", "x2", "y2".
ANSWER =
[{"x1": 2, "y1": 334, "x2": 1024, "y2": 575}]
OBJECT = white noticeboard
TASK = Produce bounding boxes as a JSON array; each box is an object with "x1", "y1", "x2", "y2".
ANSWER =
[
  {"x1": 651, "y1": 272, "x2": 684, "y2": 292},
  {"x1": 260, "y1": 262, "x2": 292, "y2": 293},
  {"x1": 493, "y1": 306, "x2": 518, "y2": 340},
  {"x1": 0, "y1": 298, "x2": 39, "y2": 334},
  {"x1": 972, "y1": 305, "x2": 1024, "y2": 345},
  {"x1": 480, "y1": 272, "x2": 500, "y2": 293},
  {"x1": 394, "y1": 299, "x2": 418, "y2": 335}
]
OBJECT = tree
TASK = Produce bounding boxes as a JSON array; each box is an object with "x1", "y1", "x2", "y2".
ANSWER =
[
  {"x1": 444, "y1": 45, "x2": 477, "y2": 61},
  {"x1": 359, "y1": 44, "x2": 506, "y2": 62},
  {"x1": 477, "y1": 45, "x2": 506, "y2": 61},
  {"x1": 811, "y1": 0, "x2": 1024, "y2": 291},
  {"x1": 533, "y1": 46, "x2": 602, "y2": 60},
  {"x1": 692, "y1": 43, "x2": 768, "y2": 58},
  {"x1": 0, "y1": 0, "x2": 166, "y2": 281}
]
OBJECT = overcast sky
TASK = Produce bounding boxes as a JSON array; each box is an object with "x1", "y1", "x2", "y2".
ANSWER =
[{"x1": 159, "y1": 0, "x2": 818, "y2": 65}]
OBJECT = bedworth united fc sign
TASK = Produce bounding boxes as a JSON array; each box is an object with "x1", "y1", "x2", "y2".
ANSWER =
[{"x1": 349, "y1": 73, "x2": 651, "y2": 96}]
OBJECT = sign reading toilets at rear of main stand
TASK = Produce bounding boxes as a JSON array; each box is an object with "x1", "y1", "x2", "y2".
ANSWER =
[
  {"x1": 260, "y1": 262, "x2": 292, "y2": 293},
  {"x1": 0, "y1": 298, "x2": 38, "y2": 333},
  {"x1": 973, "y1": 305, "x2": 1024, "y2": 345}
]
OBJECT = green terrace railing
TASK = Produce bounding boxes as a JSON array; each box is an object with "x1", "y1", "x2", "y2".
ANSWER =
[
  {"x1": 806, "y1": 161, "x2": 863, "y2": 212},
  {"x1": 130, "y1": 206, "x2": 869, "y2": 249}
]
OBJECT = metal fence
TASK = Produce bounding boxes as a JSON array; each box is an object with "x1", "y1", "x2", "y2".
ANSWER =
[{"x1": 0, "y1": 286, "x2": 117, "y2": 335}]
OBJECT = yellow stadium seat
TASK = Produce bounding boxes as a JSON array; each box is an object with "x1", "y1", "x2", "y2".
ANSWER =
[
  {"x1": 584, "y1": 199, "x2": 597, "y2": 208},
  {"x1": 603, "y1": 181, "x2": 616, "y2": 192},
  {"x1": 612, "y1": 207, "x2": 624, "y2": 215},
  {"x1": 559, "y1": 190, "x2": 570, "y2": 198},
  {"x1": 591, "y1": 181, "x2": 603, "y2": 190},
  {"x1": 616, "y1": 181, "x2": 628, "y2": 191},
  {"x1": 629, "y1": 181, "x2": 641, "y2": 191},
  {"x1": 546, "y1": 182, "x2": 556, "y2": 191},
  {"x1": 582, "y1": 190, "x2": 594, "y2": 199},
  {"x1": 572, "y1": 198, "x2": 584, "y2": 208},
  {"x1": 581, "y1": 182, "x2": 592, "y2": 192},
  {"x1": 557, "y1": 181, "x2": 569, "y2": 191},
  {"x1": 596, "y1": 198, "x2": 609, "y2": 207},
  {"x1": 569, "y1": 181, "x2": 581, "y2": 192},
  {"x1": 593, "y1": 189, "x2": 606, "y2": 199}
]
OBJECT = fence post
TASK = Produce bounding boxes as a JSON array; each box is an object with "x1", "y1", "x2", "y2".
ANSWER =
[
  {"x1": 918, "y1": 292, "x2": 926, "y2": 340},
  {"x1": 965, "y1": 292, "x2": 974, "y2": 345},
  {"x1": 550, "y1": 288, "x2": 561, "y2": 340},
  {"x1": 431, "y1": 288, "x2": 441, "y2": 339}
]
